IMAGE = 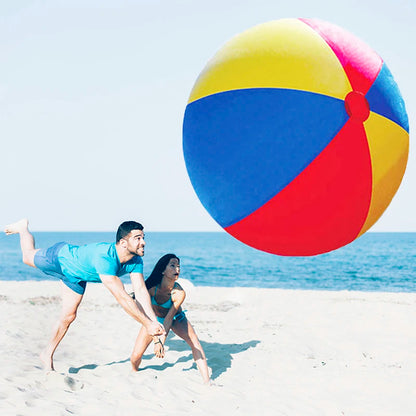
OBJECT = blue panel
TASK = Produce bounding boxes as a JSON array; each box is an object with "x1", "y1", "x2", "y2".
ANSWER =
[
  {"x1": 366, "y1": 63, "x2": 409, "y2": 132},
  {"x1": 183, "y1": 88, "x2": 348, "y2": 228}
]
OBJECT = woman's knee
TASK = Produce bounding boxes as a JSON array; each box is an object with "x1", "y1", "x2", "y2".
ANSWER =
[
  {"x1": 131, "y1": 350, "x2": 143, "y2": 361},
  {"x1": 188, "y1": 336, "x2": 206, "y2": 358}
]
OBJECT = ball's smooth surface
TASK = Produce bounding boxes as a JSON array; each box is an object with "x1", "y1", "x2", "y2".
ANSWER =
[{"x1": 183, "y1": 18, "x2": 409, "y2": 256}]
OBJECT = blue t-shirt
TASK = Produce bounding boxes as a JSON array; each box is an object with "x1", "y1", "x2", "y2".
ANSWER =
[{"x1": 57, "y1": 242, "x2": 143, "y2": 283}]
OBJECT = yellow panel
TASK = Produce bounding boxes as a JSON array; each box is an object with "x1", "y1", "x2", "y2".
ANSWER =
[
  {"x1": 358, "y1": 113, "x2": 409, "y2": 235},
  {"x1": 188, "y1": 19, "x2": 352, "y2": 103}
]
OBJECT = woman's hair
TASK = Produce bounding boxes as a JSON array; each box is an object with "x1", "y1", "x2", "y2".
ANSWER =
[{"x1": 145, "y1": 253, "x2": 180, "y2": 290}]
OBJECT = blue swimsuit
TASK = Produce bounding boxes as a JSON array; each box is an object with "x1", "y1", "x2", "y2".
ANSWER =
[{"x1": 151, "y1": 286, "x2": 186, "y2": 324}]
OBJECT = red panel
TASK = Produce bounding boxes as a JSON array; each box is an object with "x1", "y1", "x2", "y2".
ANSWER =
[
  {"x1": 299, "y1": 18, "x2": 383, "y2": 94},
  {"x1": 225, "y1": 119, "x2": 372, "y2": 256}
]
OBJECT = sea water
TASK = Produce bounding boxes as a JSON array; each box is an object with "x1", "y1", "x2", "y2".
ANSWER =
[{"x1": 0, "y1": 231, "x2": 415, "y2": 292}]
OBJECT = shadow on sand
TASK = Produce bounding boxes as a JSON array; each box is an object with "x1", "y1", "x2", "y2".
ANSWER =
[
  {"x1": 68, "y1": 359, "x2": 129, "y2": 374},
  {"x1": 140, "y1": 338, "x2": 261, "y2": 380},
  {"x1": 68, "y1": 339, "x2": 260, "y2": 380}
]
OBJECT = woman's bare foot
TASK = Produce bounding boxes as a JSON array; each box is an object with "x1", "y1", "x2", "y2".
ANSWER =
[
  {"x1": 130, "y1": 357, "x2": 141, "y2": 372},
  {"x1": 4, "y1": 219, "x2": 29, "y2": 235}
]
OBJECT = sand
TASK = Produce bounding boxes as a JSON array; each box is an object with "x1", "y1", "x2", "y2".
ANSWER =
[{"x1": 0, "y1": 280, "x2": 415, "y2": 416}]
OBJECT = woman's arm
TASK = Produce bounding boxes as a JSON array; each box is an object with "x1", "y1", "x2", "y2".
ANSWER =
[{"x1": 156, "y1": 285, "x2": 186, "y2": 347}]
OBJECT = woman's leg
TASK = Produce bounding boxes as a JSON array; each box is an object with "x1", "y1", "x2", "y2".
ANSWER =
[
  {"x1": 172, "y1": 318, "x2": 211, "y2": 384},
  {"x1": 130, "y1": 325, "x2": 153, "y2": 371}
]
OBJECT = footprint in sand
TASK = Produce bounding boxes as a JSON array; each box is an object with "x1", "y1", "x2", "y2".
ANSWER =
[
  {"x1": 45, "y1": 372, "x2": 84, "y2": 391},
  {"x1": 64, "y1": 375, "x2": 84, "y2": 391}
]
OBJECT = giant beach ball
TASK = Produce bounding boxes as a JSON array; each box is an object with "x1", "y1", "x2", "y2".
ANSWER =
[{"x1": 182, "y1": 18, "x2": 409, "y2": 256}]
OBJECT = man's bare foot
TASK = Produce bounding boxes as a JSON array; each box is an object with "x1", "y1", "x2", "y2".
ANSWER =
[
  {"x1": 40, "y1": 350, "x2": 55, "y2": 372},
  {"x1": 4, "y1": 218, "x2": 29, "y2": 235}
]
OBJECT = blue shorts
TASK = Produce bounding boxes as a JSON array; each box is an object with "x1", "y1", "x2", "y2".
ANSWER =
[
  {"x1": 156, "y1": 310, "x2": 187, "y2": 325},
  {"x1": 34, "y1": 242, "x2": 87, "y2": 295}
]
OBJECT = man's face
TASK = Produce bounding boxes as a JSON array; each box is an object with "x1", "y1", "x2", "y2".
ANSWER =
[{"x1": 124, "y1": 229, "x2": 145, "y2": 257}]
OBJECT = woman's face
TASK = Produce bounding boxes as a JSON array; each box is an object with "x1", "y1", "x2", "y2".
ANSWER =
[{"x1": 162, "y1": 257, "x2": 180, "y2": 281}]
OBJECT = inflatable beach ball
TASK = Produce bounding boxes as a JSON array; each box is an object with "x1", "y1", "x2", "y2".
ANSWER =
[{"x1": 183, "y1": 18, "x2": 409, "y2": 256}]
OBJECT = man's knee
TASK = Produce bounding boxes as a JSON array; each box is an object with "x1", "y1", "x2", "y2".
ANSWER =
[
  {"x1": 22, "y1": 250, "x2": 37, "y2": 268},
  {"x1": 61, "y1": 312, "x2": 77, "y2": 326}
]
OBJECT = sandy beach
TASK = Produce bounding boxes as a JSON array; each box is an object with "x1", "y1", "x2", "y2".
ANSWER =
[{"x1": 1, "y1": 280, "x2": 415, "y2": 416}]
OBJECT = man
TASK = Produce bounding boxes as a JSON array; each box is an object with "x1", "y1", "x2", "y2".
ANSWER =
[{"x1": 4, "y1": 218, "x2": 165, "y2": 371}]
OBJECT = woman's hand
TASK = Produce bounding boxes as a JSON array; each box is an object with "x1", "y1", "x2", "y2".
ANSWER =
[{"x1": 154, "y1": 338, "x2": 165, "y2": 358}]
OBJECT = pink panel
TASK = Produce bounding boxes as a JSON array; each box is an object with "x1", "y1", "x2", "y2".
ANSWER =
[{"x1": 299, "y1": 18, "x2": 383, "y2": 93}]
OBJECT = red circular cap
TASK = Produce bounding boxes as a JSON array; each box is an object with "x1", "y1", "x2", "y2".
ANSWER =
[{"x1": 344, "y1": 91, "x2": 370, "y2": 122}]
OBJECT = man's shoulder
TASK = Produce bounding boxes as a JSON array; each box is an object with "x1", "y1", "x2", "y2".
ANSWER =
[
  {"x1": 87, "y1": 242, "x2": 115, "y2": 257},
  {"x1": 125, "y1": 255, "x2": 143, "y2": 266}
]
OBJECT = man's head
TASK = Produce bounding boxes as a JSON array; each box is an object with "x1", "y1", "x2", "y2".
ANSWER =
[
  {"x1": 116, "y1": 221, "x2": 145, "y2": 257},
  {"x1": 116, "y1": 221, "x2": 143, "y2": 242}
]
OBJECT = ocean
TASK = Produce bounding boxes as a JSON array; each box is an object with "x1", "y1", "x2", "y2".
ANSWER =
[{"x1": 0, "y1": 231, "x2": 415, "y2": 292}]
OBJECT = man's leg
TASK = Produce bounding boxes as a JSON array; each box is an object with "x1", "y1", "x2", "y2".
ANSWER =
[
  {"x1": 40, "y1": 282, "x2": 84, "y2": 371},
  {"x1": 4, "y1": 219, "x2": 38, "y2": 267}
]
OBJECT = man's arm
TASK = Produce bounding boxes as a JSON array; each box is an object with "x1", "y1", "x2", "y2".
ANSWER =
[
  {"x1": 130, "y1": 272, "x2": 159, "y2": 322},
  {"x1": 100, "y1": 274, "x2": 164, "y2": 337}
]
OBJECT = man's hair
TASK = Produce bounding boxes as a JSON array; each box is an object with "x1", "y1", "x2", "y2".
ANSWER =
[{"x1": 116, "y1": 221, "x2": 144, "y2": 243}]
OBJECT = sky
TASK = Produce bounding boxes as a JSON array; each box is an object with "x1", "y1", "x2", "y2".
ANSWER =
[{"x1": 1, "y1": 0, "x2": 415, "y2": 232}]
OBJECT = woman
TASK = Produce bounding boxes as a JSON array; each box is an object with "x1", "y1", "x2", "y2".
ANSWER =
[{"x1": 130, "y1": 254, "x2": 211, "y2": 384}]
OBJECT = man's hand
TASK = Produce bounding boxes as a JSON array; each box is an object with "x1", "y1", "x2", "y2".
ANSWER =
[{"x1": 145, "y1": 320, "x2": 166, "y2": 337}]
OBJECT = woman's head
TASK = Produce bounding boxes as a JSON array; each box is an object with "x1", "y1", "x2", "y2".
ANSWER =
[{"x1": 145, "y1": 253, "x2": 180, "y2": 289}]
